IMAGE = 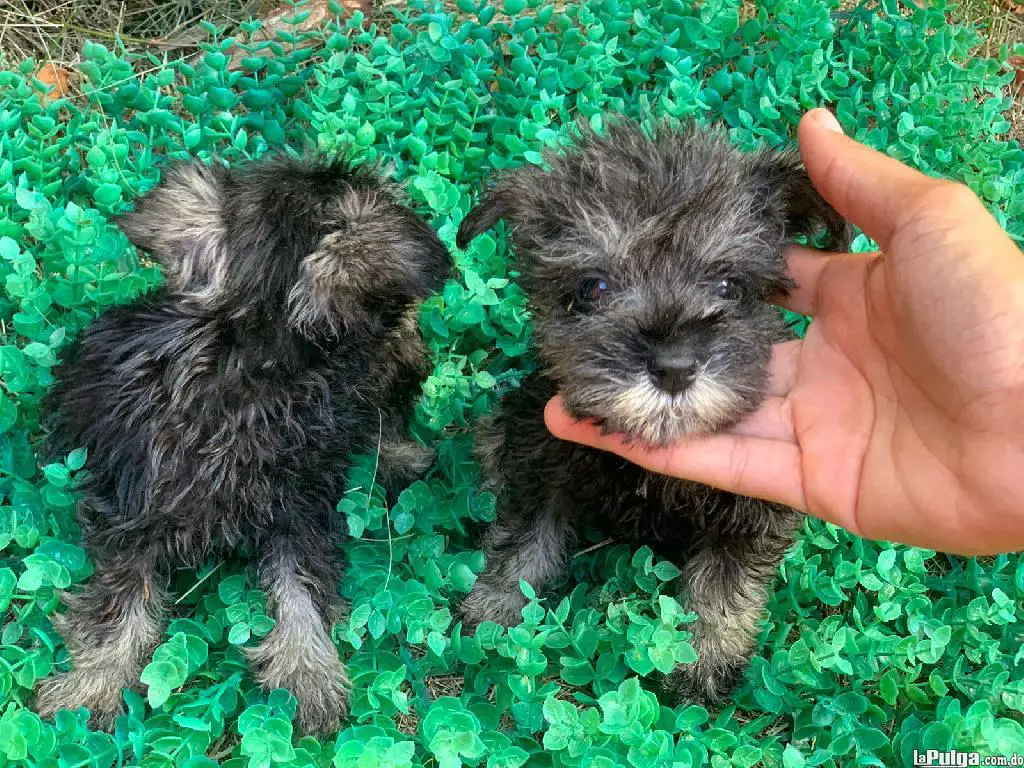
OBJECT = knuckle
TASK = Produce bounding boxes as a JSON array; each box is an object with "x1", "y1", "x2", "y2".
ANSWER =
[
  {"x1": 922, "y1": 179, "x2": 979, "y2": 213},
  {"x1": 894, "y1": 180, "x2": 982, "y2": 247}
]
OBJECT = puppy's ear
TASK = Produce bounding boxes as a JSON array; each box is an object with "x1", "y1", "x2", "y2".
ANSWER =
[
  {"x1": 114, "y1": 161, "x2": 229, "y2": 294},
  {"x1": 752, "y1": 150, "x2": 853, "y2": 253},
  {"x1": 456, "y1": 187, "x2": 516, "y2": 250},
  {"x1": 287, "y1": 190, "x2": 453, "y2": 339}
]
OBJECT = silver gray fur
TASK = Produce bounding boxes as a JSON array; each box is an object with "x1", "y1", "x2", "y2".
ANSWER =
[{"x1": 34, "y1": 151, "x2": 452, "y2": 734}]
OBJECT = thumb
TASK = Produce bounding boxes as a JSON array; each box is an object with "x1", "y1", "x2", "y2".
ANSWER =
[{"x1": 797, "y1": 109, "x2": 943, "y2": 252}]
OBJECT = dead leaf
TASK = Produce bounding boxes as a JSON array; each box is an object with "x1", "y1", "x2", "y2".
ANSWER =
[
  {"x1": 997, "y1": 0, "x2": 1024, "y2": 14},
  {"x1": 33, "y1": 63, "x2": 71, "y2": 105},
  {"x1": 1007, "y1": 54, "x2": 1024, "y2": 92},
  {"x1": 226, "y1": 0, "x2": 373, "y2": 70},
  {"x1": 257, "y1": 0, "x2": 334, "y2": 37}
]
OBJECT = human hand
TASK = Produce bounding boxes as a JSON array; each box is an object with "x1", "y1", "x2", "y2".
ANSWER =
[{"x1": 544, "y1": 108, "x2": 1024, "y2": 556}]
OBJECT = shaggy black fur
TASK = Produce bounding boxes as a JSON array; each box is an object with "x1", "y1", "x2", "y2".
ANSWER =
[
  {"x1": 33, "y1": 151, "x2": 452, "y2": 734},
  {"x1": 455, "y1": 118, "x2": 852, "y2": 704}
]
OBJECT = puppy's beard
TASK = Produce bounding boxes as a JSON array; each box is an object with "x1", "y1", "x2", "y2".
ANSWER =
[{"x1": 567, "y1": 374, "x2": 751, "y2": 447}]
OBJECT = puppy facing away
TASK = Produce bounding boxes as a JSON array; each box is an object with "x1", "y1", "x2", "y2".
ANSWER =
[
  {"x1": 33, "y1": 151, "x2": 452, "y2": 734},
  {"x1": 455, "y1": 118, "x2": 851, "y2": 704}
]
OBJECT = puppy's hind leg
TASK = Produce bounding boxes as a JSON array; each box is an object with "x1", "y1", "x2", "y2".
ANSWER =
[
  {"x1": 246, "y1": 529, "x2": 348, "y2": 736},
  {"x1": 35, "y1": 551, "x2": 166, "y2": 730},
  {"x1": 377, "y1": 436, "x2": 435, "y2": 491},
  {"x1": 458, "y1": 495, "x2": 575, "y2": 631},
  {"x1": 663, "y1": 508, "x2": 796, "y2": 704}
]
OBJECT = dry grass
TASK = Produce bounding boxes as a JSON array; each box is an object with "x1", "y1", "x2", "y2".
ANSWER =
[
  {"x1": 1006, "y1": 76, "x2": 1024, "y2": 143},
  {"x1": 393, "y1": 673, "x2": 529, "y2": 734},
  {"x1": 394, "y1": 673, "x2": 465, "y2": 734},
  {"x1": 832, "y1": 0, "x2": 1022, "y2": 141},
  {"x1": 0, "y1": 0, "x2": 283, "y2": 66},
  {"x1": 955, "y1": 0, "x2": 1024, "y2": 141},
  {"x1": 957, "y1": 0, "x2": 1024, "y2": 60},
  {"x1": 1, "y1": 0, "x2": 374, "y2": 108}
]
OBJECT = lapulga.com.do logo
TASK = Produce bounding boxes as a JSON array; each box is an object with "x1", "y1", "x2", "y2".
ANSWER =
[{"x1": 913, "y1": 749, "x2": 1024, "y2": 767}]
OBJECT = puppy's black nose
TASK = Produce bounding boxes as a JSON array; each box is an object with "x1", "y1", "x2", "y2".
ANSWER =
[{"x1": 650, "y1": 349, "x2": 698, "y2": 396}]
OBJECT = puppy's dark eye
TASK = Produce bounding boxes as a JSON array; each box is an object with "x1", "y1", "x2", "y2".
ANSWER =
[
  {"x1": 570, "y1": 276, "x2": 613, "y2": 309},
  {"x1": 714, "y1": 279, "x2": 741, "y2": 300}
]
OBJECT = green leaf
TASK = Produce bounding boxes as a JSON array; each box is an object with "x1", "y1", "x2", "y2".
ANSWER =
[
  {"x1": 228, "y1": 622, "x2": 251, "y2": 645},
  {"x1": 15, "y1": 187, "x2": 40, "y2": 210},
  {"x1": 140, "y1": 659, "x2": 180, "y2": 708},
  {"x1": 782, "y1": 745, "x2": 806, "y2": 768},
  {"x1": 218, "y1": 574, "x2": 246, "y2": 605},
  {"x1": 473, "y1": 371, "x2": 496, "y2": 389},
  {"x1": 94, "y1": 183, "x2": 123, "y2": 206},
  {"x1": 0, "y1": 237, "x2": 19, "y2": 260},
  {"x1": 0, "y1": 397, "x2": 17, "y2": 434},
  {"x1": 66, "y1": 447, "x2": 88, "y2": 471},
  {"x1": 652, "y1": 560, "x2": 681, "y2": 581}
]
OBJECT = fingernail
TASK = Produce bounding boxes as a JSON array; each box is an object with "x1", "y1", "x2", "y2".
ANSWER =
[{"x1": 813, "y1": 109, "x2": 844, "y2": 134}]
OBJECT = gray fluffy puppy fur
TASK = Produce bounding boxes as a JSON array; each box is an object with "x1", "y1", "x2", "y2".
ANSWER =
[
  {"x1": 33, "y1": 151, "x2": 452, "y2": 734},
  {"x1": 455, "y1": 118, "x2": 851, "y2": 704}
]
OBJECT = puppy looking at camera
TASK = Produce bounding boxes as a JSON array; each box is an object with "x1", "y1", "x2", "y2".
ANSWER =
[
  {"x1": 33, "y1": 152, "x2": 451, "y2": 734},
  {"x1": 455, "y1": 118, "x2": 851, "y2": 704}
]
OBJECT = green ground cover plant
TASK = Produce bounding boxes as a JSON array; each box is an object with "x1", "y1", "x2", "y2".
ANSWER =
[{"x1": 0, "y1": 0, "x2": 1022, "y2": 765}]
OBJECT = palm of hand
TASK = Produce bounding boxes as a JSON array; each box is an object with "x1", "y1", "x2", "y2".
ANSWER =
[
  {"x1": 785, "y1": 192, "x2": 1024, "y2": 554},
  {"x1": 785, "y1": 255, "x2": 959, "y2": 551}
]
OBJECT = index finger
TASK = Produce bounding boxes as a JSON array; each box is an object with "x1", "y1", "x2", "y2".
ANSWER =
[{"x1": 543, "y1": 396, "x2": 808, "y2": 511}]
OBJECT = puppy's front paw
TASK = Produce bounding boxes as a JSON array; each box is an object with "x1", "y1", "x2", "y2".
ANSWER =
[
  {"x1": 34, "y1": 670, "x2": 124, "y2": 731},
  {"x1": 247, "y1": 628, "x2": 349, "y2": 736},
  {"x1": 457, "y1": 580, "x2": 526, "y2": 633},
  {"x1": 254, "y1": 661, "x2": 349, "y2": 736},
  {"x1": 292, "y1": 674, "x2": 348, "y2": 736},
  {"x1": 661, "y1": 656, "x2": 744, "y2": 707}
]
